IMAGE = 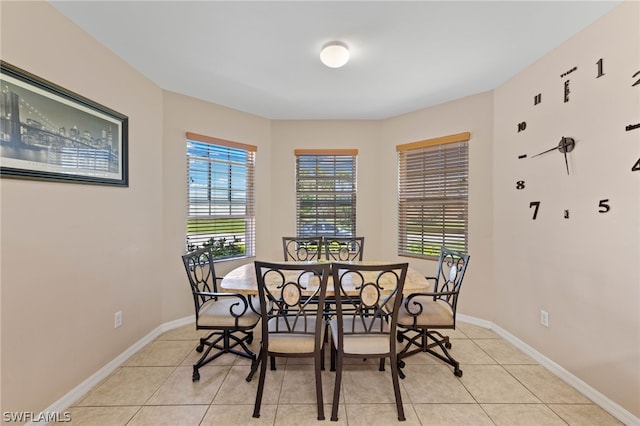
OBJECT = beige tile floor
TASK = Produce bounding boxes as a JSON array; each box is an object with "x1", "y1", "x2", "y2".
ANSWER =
[{"x1": 58, "y1": 322, "x2": 623, "y2": 426}]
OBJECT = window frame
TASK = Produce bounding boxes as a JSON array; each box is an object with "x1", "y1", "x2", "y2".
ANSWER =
[
  {"x1": 397, "y1": 132, "x2": 470, "y2": 259},
  {"x1": 185, "y1": 132, "x2": 256, "y2": 260},
  {"x1": 295, "y1": 149, "x2": 358, "y2": 238}
]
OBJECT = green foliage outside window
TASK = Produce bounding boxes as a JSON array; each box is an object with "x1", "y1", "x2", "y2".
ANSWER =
[{"x1": 187, "y1": 235, "x2": 245, "y2": 259}]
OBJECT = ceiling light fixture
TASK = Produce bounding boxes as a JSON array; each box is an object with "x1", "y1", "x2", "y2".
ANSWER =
[{"x1": 320, "y1": 41, "x2": 350, "y2": 68}]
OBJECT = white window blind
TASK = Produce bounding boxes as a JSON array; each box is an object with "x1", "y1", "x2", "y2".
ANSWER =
[
  {"x1": 295, "y1": 149, "x2": 357, "y2": 238},
  {"x1": 186, "y1": 132, "x2": 256, "y2": 259},
  {"x1": 397, "y1": 133, "x2": 469, "y2": 259}
]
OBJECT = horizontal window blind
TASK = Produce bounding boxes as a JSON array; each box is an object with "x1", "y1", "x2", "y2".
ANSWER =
[
  {"x1": 295, "y1": 150, "x2": 357, "y2": 238},
  {"x1": 186, "y1": 133, "x2": 256, "y2": 259},
  {"x1": 397, "y1": 133, "x2": 469, "y2": 259}
]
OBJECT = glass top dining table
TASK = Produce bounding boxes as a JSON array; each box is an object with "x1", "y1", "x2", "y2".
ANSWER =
[{"x1": 220, "y1": 260, "x2": 431, "y2": 296}]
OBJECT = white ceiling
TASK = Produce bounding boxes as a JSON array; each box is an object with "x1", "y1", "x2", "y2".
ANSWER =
[{"x1": 51, "y1": 1, "x2": 621, "y2": 120}]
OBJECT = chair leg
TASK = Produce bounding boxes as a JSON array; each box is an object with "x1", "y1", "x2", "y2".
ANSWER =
[
  {"x1": 321, "y1": 321, "x2": 330, "y2": 371},
  {"x1": 315, "y1": 351, "x2": 325, "y2": 421},
  {"x1": 398, "y1": 360, "x2": 406, "y2": 379},
  {"x1": 427, "y1": 330, "x2": 463, "y2": 377},
  {"x1": 398, "y1": 327, "x2": 463, "y2": 377},
  {"x1": 246, "y1": 347, "x2": 263, "y2": 382},
  {"x1": 192, "y1": 365, "x2": 200, "y2": 382},
  {"x1": 194, "y1": 329, "x2": 256, "y2": 382},
  {"x1": 192, "y1": 332, "x2": 225, "y2": 382},
  {"x1": 389, "y1": 354, "x2": 406, "y2": 421},
  {"x1": 330, "y1": 338, "x2": 336, "y2": 371},
  {"x1": 225, "y1": 330, "x2": 256, "y2": 360},
  {"x1": 252, "y1": 350, "x2": 269, "y2": 418},
  {"x1": 396, "y1": 328, "x2": 431, "y2": 379},
  {"x1": 330, "y1": 350, "x2": 343, "y2": 422}
]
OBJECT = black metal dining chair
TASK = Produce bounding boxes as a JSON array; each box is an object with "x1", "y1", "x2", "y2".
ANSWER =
[
  {"x1": 181, "y1": 247, "x2": 259, "y2": 382},
  {"x1": 329, "y1": 262, "x2": 409, "y2": 422},
  {"x1": 396, "y1": 247, "x2": 470, "y2": 378},
  {"x1": 248, "y1": 261, "x2": 331, "y2": 420}
]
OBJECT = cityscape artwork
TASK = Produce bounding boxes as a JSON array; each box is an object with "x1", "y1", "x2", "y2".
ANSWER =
[{"x1": 0, "y1": 61, "x2": 128, "y2": 186}]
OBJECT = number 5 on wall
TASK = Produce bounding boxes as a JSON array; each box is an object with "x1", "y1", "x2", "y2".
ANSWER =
[{"x1": 598, "y1": 199, "x2": 611, "y2": 213}]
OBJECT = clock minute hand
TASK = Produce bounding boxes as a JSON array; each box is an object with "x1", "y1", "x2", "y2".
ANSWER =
[
  {"x1": 531, "y1": 145, "x2": 559, "y2": 157},
  {"x1": 532, "y1": 137, "x2": 573, "y2": 158}
]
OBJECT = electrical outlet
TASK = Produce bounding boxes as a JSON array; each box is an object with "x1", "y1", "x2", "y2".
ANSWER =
[
  {"x1": 540, "y1": 310, "x2": 549, "y2": 327},
  {"x1": 114, "y1": 311, "x2": 122, "y2": 328}
]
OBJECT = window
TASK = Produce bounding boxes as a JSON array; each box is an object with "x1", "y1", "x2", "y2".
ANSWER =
[
  {"x1": 397, "y1": 132, "x2": 469, "y2": 259},
  {"x1": 295, "y1": 149, "x2": 357, "y2": 237},
  {"x1": 186, "y1": 132, "x2": 256, "y2": 259}
]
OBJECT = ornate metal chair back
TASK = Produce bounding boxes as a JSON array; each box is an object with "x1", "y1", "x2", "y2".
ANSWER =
[
  {"x1": 332, "y1": 262, "x2": 408, "y2": 338},
  {"x1": 182, "y1": 246, "x2": 219, "y2": 307},
  {"x1": 432, "y1": 247, "x2": 470, "y2": 311},
  {"x1": 254, "y1": 261, "x2": 330, "y2": 337},
  {"x1": 282, "y1": 237, "x2": 323, "y2": 261},
  {"x1": 324, "y1": 236, "x2": 365, "y2": 261}
]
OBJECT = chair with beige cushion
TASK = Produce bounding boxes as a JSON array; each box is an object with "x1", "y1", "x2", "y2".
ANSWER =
[
  {"x1": 248, "y1": 261, "x2": 331, "y2": 420},
  {"x1": 396, "y1": 247, "x2": 470, "y2": 378},
  {"x1": 181, "y1": 247, "x2": 259, "y2": 382},
  {"x1": 282, "y1": 236, "x2": 323, "y2": 261},
  {"x1": 323, "y1": 236, "x2": 365, "y2": 261},
  {"x1": 329, "y1": 262, "x2": 408, "y2": 422},
  {"x1": 277, "y1": 236, "x2": 325, "y2": 371}
]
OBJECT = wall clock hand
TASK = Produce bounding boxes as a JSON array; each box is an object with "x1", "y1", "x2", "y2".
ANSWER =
[
  {"x1": 532, "y1": 137, "x2": 575, "y2": 158},
  {"x1": 531, "y1": 144, "x2": 561, "y2": 157}
]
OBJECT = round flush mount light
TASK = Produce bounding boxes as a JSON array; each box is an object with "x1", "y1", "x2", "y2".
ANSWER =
[{"x1": 320, "y1": 41, "x2": 350, "y2": 68}]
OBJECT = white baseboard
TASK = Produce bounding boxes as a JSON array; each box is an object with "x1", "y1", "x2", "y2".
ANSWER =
[
  {"x1": 33, "y1": 314, "x2": 638, "y2": 426},
  {"x1": 458, "y1": 314, "x2": 639, "y2": 426},
  {"x1": 29, "y1": 315, "x2": 194, "y2": 426}
]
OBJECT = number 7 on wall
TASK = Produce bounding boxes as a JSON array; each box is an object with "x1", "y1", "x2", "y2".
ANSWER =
[{"x1": 529, "y1": 201, "x2": 541, "y2": 220}]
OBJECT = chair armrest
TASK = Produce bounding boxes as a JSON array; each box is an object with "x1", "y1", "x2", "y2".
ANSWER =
[
  {"x1": 214, "y1": 276, "x2": 223, "y2": 291},
  {"x1": 406, "y1": 291, "x2": 456, "y2": 299},
  {"x1": 194, "y1": 291, "x2": 253, "y2": 317},
  {"x1": 425, "y1": 276, "x2": 440, "y2": 291},
  {"x1": 403, "y1": 291, "x2": 457, "y2": 316}
]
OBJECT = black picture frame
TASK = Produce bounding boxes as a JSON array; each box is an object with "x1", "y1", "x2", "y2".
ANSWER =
[{"x1": 0, "y1": 61, "x2": 128, "y2": 186}]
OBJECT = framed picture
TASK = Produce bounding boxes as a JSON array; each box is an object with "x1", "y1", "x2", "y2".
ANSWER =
[{"x1": 0, "y1": 61, "x2": 128, "y2": 186}]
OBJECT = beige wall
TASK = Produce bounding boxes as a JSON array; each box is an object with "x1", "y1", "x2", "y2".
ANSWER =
[
  {"x1": 1, "y1": 0, "x2": 638, "y2": 421},
  {"x1": 1, "y1": 1, "x2": 164, "y2": 414},
  {"x1": 160, "y1": 91, "x2": 272, "y2": 321},
  {"x1": 381, "y1": 92, "x2": 495, "y2": 321},
  {"x1": 493, "y1": 1, "x2": 639, "y2": 416},
  {"x1": 270, "y1": 120, "x2": 383, "y2": 258}
]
